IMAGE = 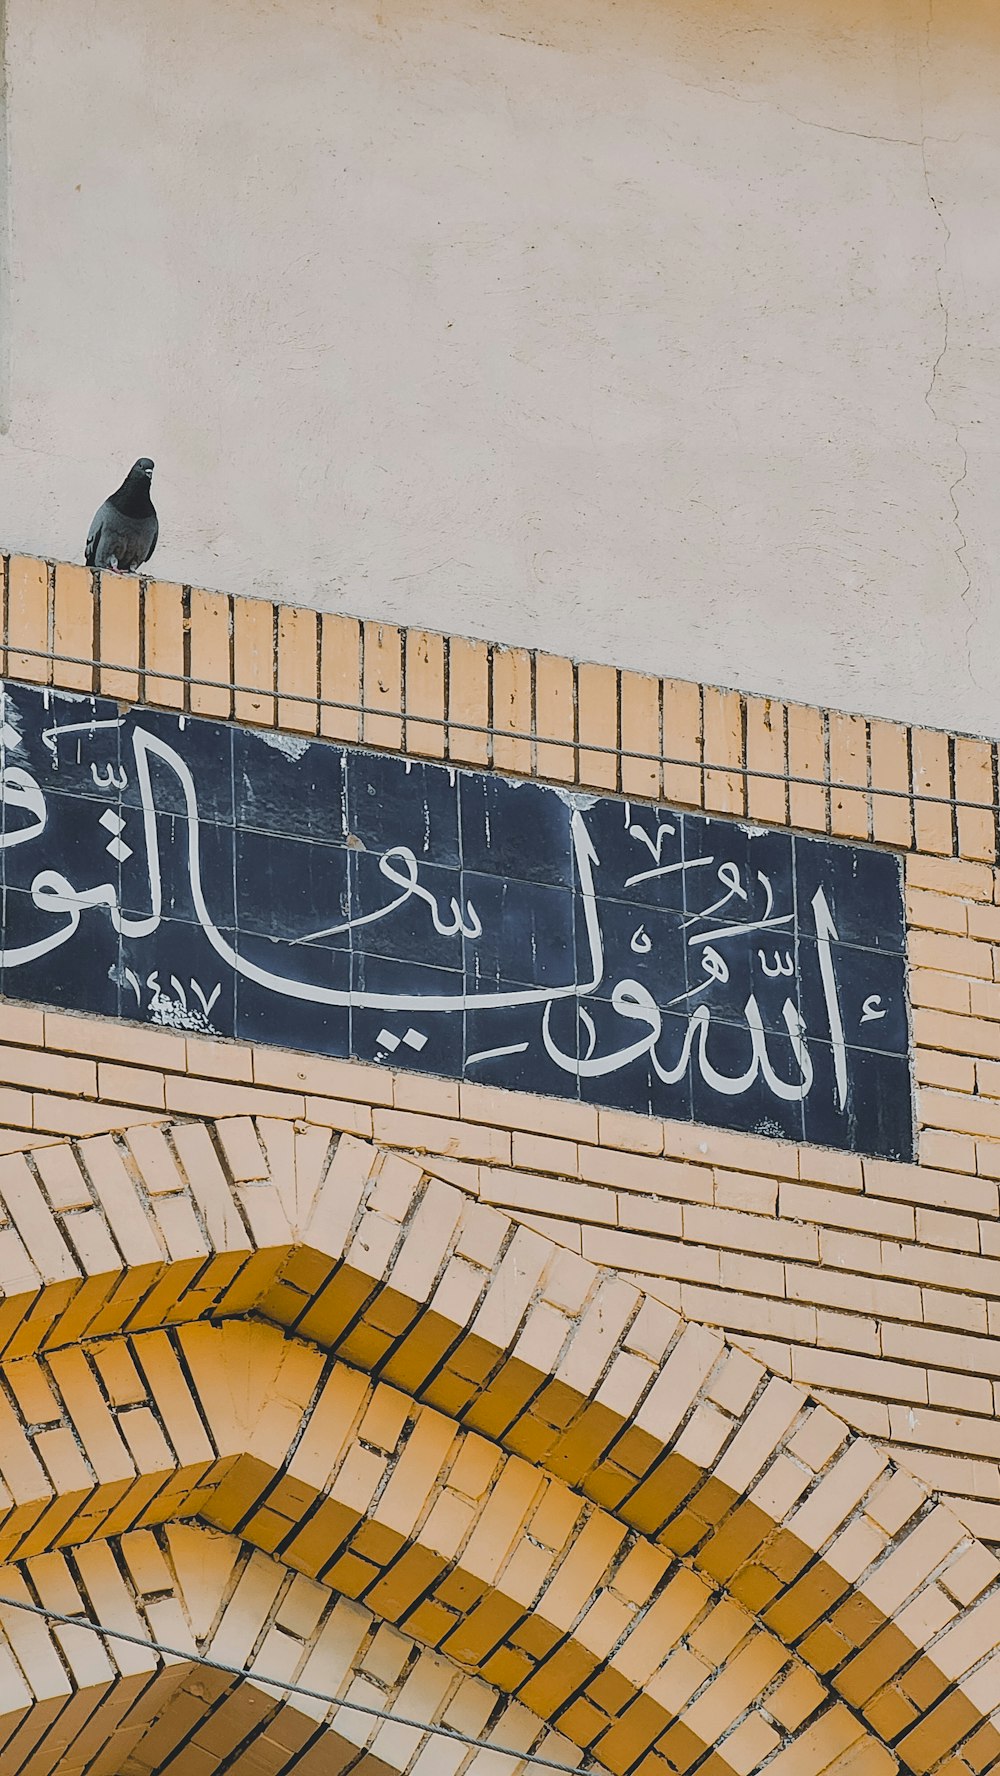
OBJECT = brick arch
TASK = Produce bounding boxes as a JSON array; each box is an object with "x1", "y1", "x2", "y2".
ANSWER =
[
  {"x1": 0, "y1": 1525, "x2": 587, "y2": 1776},
  {"x1": 0, "y1": 1320, "x2": 874, "y2": 1776},
  {"x1": 0, "y1": 1121, "x2": 992, "y2": 1775}
]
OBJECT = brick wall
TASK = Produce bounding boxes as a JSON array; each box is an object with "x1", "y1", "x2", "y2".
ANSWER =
[
  {"x1": 0, "y1": 554, "x2": 995, "y2": 1544},
  {"x1": 0, "y1": 553, "x2": 998, "y2": 1774}
]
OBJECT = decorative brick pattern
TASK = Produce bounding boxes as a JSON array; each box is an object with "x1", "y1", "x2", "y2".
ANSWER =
[
  {"x1": 0, "y1": 553, "x2": 995, "y2": 861},
  {"x1": 1, "y1": 992, "x2": 1000, "y2": 1535},
  {"x1": 0, "y1": 1119, "x2": 988, "y2": 1774},
  {"x1": 0, "y1": 1526, "x2": 584, "y2": 1776},
  {"x1": 5, "y1": 553, "x2": 1000, "y2": 1774}
]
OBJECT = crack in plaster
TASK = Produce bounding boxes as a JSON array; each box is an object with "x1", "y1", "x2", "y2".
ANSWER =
[{"x1": 920, "y1": 0, "x2": 976, "y2": 685}]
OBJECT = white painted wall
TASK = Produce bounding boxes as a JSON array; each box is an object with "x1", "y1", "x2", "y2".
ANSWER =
[{"x1": 1, "y1": 0, "x2": 997, "y2": 736}]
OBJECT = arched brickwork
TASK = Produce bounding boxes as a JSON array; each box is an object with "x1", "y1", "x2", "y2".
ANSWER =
[
  {"x1": 0, "y1": 1120, "x2": 990, "y2": 1776},
  {"x1": 0, "y1": 1527, "x2": 585, "y2": 1776}
]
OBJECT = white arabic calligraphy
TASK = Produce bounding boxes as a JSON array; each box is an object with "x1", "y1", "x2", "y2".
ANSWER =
[{"x1": 0, "y1": 700, "x2": 883, "y2": 1119}]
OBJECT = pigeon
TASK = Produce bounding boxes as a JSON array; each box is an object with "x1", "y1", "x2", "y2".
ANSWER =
[{"x1": 85, "y1": 458, "x2": 158, "y2": 572}]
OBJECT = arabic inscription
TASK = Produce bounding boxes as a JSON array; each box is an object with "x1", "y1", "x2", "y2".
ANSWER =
[{"x1": 0, "y1": 684, "x2": 913, "y2": 1159}]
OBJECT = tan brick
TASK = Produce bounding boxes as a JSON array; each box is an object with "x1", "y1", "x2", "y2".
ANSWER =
[
  {"x1": 510, "y1": 1132, "x2": 579, "y2": 1177},
  {"x1": 371, "y1": 1108, "x2": 510, "y2": 1165},
  {"x1": 481, "y1": 1167, "x2": 616, "y2": 1228},
  {"x1": 661, "y1": 677, "x2": 702, "y2": 807},
  {"x1": 320, "y1": 612, "x2": 361, "y2": 743},
  {"x1": 662, "y1": 1120, "x2": 799, "y2": 1179},
  {"x1": 920, "y1": 1128, "x2": 977, "y2": 1173},
  {"x1": 870, "y1": 719, "x2": 912, "y2": 848},
  {"x1": 492, "y1": 647, "x2": 532, "y2": 775},
  {"x1": 828, "y1": 711, "x2": 869, "y2": 840},
  {"x1": 620, "y1": 670, "x2": 660, "y2": 799},
  {"x1": 98, "y1": 1063, "x2": 165, "y2": 1110},
  {"x1": 883, "y1": 1319, "x2": 1000, "y2": 1378},
  {"x1": 910, "y1": 967, "x2": 971, "y2": 1014},
  {"x1": 252, "y1": 1048, "x2": 386, "y2": 1105},
  {"x1": 683, "y1": 1203, "x2": 818, "y2": 1262},
  {"x1": 912, "y1": 727, "x2": 953, "y2": 856},
  {"x1": 906, "y1": 888, "x2": 969, "y2": 934},
  {"x1": 920, "y1": 1087, "x2": 1000, "y2": 1141},
  {"x1": 785, "y1": 1260, "x2": 920, "y2": 1323},
  {"x1": 787, "y1": 702, "x2": 826, "y2": 833},
  {"x1": 363, "y1": 620, "x2": 402, "y2": 751},
  {"x1": 779, "y1": 1181, "x2": 913, "y2": 1240},
  {"x1": 681, "y1": 1281, "x2": 815, "y2": 1344},
  {"x1": 955, "y1": 737, "x2": 997, "y2": 864},
  {"x1": 795, "y1": 1147, "x2": 864, "y2": 1192},
  {"x1": 913, "y1": 1007, "x2": 1000, "y2": 1060},
  {"x1": 164, "y1": 1075, "x2": 304, "y2": 1121},
  {"x1": 968, "y1": 906, "x2": 1000, "y2": 952},
  {"x1": 908, "y1": 854, "x2": 994, "y2": 902},
  {"x1": 52, "y1": 563, "x2": 94, "y2": 692},
  {"x1": 44, "y1": 1010, "x2": 185, "y2": 1073},
  {"x1": 185, "y1": 1034, "x2": 253, "y2": 1082},
  {"x1": 232, "y1": 595, "x2": 275, "y2": 725},
  {"x1": 909, "y1": 929, "x2": 991, "y2": 979},
  {"x1": 577, "y1": 662, "x2": 618, "y2": 791},
  {"x1": 275, "y1": 604, "x2": 318, "y2": 735},
  {"x1": 580, "y1": 1145, "x2": 711, "y2": 1202},
  {"x1": 0, "y1": 1046, "x2": 95, "y2": 1099},
  {"x1": 745, "y1": 696, "x2": 787, "y2": 826},
  {"x1": 143, "y1": 579, "x2": 185, "y2": 708},
  {"x1": 0, "y1": 1005, "x2": 44, "y2": 1053},
  {"x1": 712, "y1": 1169, "x2": 776, "y2": 1214},
  {"x1": 863, "y1": 1158, "x2": 995, "y2": 1216},
  {"x1": 7, "y1": 557, "x2": 49, "y2": 683},
  {"x1": 391, "y1": 1071, "x2": 460, "y2": 1118},
  {"x1": 973, "y1": 1057, "x2": 1000, "y2": 1099},
  {"x1": 460, "y1": 1082, "x2": 599, "y2": 1145},
  {"x1": 917, "y1": 1206, "x2": 980, "y2": 1252},
  {"x1": 916, "y1": 1049, "x2": 977, "y2": 1093},
  {"x1": 99, "y1": 573, "x2": 140, "y2": 700},
  {"x1": 791, "y1": 1347, "x2": 927, "y2": 1405},
  {"x1": 702, "y1": 687, "x2": 744, "y2": 817},
  {"x1": 447, "y1": 635, "x2": 489, "y2": 767},
  {"x1": 404, "y1": 630, "x2": 446, "y2": 760},
  {"x1": 189, "y1": 588, "x2": 231, "y2": 718},
  {"x1": 534, "y1": 651, "x2": 575, "y2": 784}
]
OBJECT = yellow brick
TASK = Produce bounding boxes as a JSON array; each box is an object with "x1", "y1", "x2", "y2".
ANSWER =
[
  {"x1": 320, "y1": 612, "x2": 361, "y2": 743},
  {"x1": 99, "y1": 573, "x2": 140, "y2": 699},
  {"x1": 535, "y1": 651, "x2": 576, "y2": 784},
  {"x1": 189, "y1": 588, "x2": 231, "y2": 718},
  {"x1": 492, "y1": 647, "x2": 533, "y2": 775},
  {"x1": 405, "y1": 629, "x2": 446, "y2": 760},
  {"x1": 620, "y1": 670, "x2": 660, "y2": 800},
  {"x1": 578, "y1": 662, "x2": 619, "y2": 791},
  {"x1": 447, "y1": 636, "x2": 489, "y2": 767},
  {"x1": 143, "y1": 580, "x2": 185, "y2": 708},
  {"x1": 363, "y1": 620, "x2": 403, "y2": 751},
  {"x1": 702, "y1": 687, "x2": 744, "y2": 817},
  {"x1": 787, "y1": 703, "x2": 826, "y2": 833},
  {"x1": 277, "y1": 604, "x2": 318, "y2": 734},
  {"x1": 7, "y1": 557, "x2": 49, "y2": 683},
  {"x1": 232, "y1": 594, "x2": 275, "y2": 725}
]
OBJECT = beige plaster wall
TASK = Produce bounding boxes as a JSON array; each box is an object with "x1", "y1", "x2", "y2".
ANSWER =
[{"x1": 1, "y1": 0, "x2": 998, "y2": 737}]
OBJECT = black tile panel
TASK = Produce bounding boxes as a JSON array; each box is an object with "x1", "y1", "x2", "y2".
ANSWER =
[{"x1": 0, "y1": 680, "x2": 913, "y2": 1159}]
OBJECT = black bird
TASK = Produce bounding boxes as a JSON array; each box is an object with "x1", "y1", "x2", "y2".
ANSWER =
[{"x1": 85, "y1": 458, "x2": 158, "y2": 572}]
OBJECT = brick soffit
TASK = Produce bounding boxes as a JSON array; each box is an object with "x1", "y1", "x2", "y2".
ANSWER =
[{"x1": 0, "y1": 1120, "x2": 989, "y2": 1776}]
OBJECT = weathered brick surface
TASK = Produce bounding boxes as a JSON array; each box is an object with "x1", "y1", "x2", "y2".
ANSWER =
[
  {"x1": 0, "y1": 1118, "x2": 987, "y2": 1775},
  {"x1": 3, "y1": 553, "x2": 1000, "y2": 1772}
]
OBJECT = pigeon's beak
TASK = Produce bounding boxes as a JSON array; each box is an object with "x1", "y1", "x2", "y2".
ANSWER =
[{"x1": 143, "y1": 467, "x2": 153, "y2": 479}]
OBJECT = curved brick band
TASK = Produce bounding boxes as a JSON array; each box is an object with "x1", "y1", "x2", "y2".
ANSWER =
[
  {"x1": 0, "y1": 1526, "x2": 585, "y2": 1776},
  {"x1": 0, "y1": 1121, "x2": 991, "y2": 1774}
]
